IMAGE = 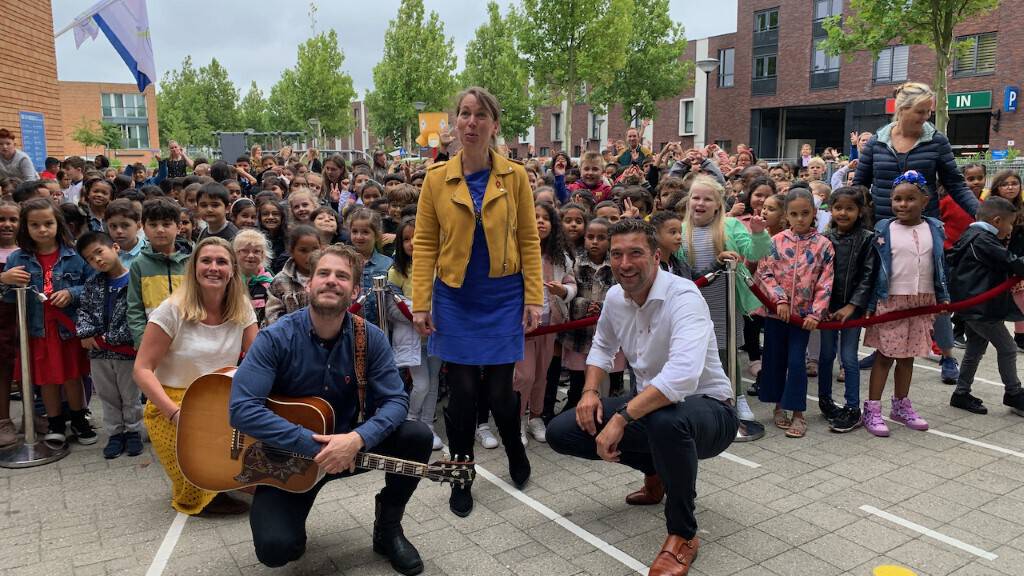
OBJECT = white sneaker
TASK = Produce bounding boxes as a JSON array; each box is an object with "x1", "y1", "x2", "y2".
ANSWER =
[
  {"x1": 736, "y1": 395, "x2": 755, "y2": 421},
  {"x1": 428, "y1": 426, "x2": 443, "y2": 451},
  {"x1": 527, "y1": 417, "x2": 547, "y2": 443},
  {"x1": 520, "y1": 419, "x2": 529, "y2": 447},
  {"x1": 475, "y1": 424, "x2": 499, "y2": 449}
]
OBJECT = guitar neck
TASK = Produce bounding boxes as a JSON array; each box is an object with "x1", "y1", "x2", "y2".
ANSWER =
[{"x1": 354, "y1": 452, "x2": 428, "y2": 478}]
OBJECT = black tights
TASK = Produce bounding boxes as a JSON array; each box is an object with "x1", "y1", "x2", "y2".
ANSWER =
[{"x1": 445, "y1": 363, "x2": 523, "y2": 459}]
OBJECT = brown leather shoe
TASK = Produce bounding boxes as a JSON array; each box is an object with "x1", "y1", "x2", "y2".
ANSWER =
[
  {"x1": 648, "y1": 535, "x2": 699, "y2": 576},
  {"x1": 625, "y1": 474, "x2": 664, "y2": 505}
]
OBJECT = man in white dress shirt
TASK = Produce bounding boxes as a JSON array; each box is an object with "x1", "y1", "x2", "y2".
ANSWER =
[{"x1": 547, "y1": 218, "x2": 738, "y2": 576}]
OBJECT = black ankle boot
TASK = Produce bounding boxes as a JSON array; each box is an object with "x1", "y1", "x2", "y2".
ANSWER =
[
  {"x1": 444, "y1": 409, "x2": 475, "y2": 517},
  {"x1": 493, "y1": 395, "x2": 531, "y2": 489},
  {"x1": 372, "y1": 494, "x2": 423, "y2": 575},
  {"x1": 1016, "y1": 333, "x2": 1024, "y2": 351}
]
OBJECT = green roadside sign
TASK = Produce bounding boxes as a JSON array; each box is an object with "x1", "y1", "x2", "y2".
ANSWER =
[{"x1": 948, "y1": 91, "x2": 992, "y2": 111}]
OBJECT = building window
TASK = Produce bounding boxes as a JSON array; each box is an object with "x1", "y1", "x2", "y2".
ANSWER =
[
  {"x1": 119, "y1": 124, "x2": 149, "y2": 149},
  {"x1": 715, "y1": 140, "x2": 732, "y2": 151},
  {"x1": 874, "y1": 45, "x2": 909, "y2": 84},
  {"x1": 101, "y1": 93, "x2": 147, "y2": 119},
  {"x1": 539, "y1": 146, "x2": 550, "y2": 157},
  {"x1": 754, "y1": 8, "x2": 779, "y2": 32},
  {"x1": 678, "y1": 99, "x2": 695, "y2": 135},
  {"x1": 754, "y1": 55, "x2": 777, "y2": 78},
  {"x1": 551, "y1": 112, "x2": 562, "y2": 142},
  {"x1": 588, "y1": 111, "x2": 604, "y2": 140},
  {"x1": 573, "y1": 145, "x2": 581, "y2": 157},
  {"x1": 954, "y1": 32, "x2": 996, "y2": 77},
  {"x1": 812, "y1": 40, "x2": 840, "y2": 73},
  {"x1": 813, "y1": 0, "x2": 842, "y2": 20},
  {"x1": 718, "y1": 48, "x2": 735, "y2": 87}
]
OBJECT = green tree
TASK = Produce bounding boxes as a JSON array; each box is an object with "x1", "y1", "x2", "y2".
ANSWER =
[
  {"x1": 821, "y1": 0, "x2": 999, "y2": 132},
  {"x1": 157, "y1": 56, "x2": 239, "y2": 146},
  {"x1": 239, "y1": 81, "x2": 269, "y2": 132},
  {"x1": 461, "y1": 1, "x2": 534, "y2": 142},
  {"x1": 590, "y1": 0, "x2": 690, "y2": 126},
  {"x1": 365, "y1": 0, "x2": 458, "y2": 147},
  {"x1": 99, "y1": 121, "x2": 124, "y2": 150},
  {"x1": 71, "y1": 117, "x2": 103, "y2": 155},
  {"x1": 517, "y1": 0, "x2": 633, "y2": 151},
  {"x1": 268, "y1": 29, "x2": 357, "y2": 137}
]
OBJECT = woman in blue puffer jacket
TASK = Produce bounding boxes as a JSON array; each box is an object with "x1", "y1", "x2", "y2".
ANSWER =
[{"x1": 853, "y1": 81, "x2": 978, "y2": 383}]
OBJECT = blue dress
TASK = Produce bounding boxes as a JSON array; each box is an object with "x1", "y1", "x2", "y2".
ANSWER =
[{"x1": 429, "y1": 169, "x2": 525, "y2": 365}]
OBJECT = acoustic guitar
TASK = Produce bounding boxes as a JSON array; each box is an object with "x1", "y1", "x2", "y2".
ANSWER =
[{"x1": 176, "y1": 368, "x2": 474, "y2": 493}]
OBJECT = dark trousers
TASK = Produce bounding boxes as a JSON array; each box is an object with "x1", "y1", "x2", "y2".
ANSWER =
[
  {"x1": 249, "y1": 420, "x2": 433, "y2": 568},
  {"x1": 955, "y1": 319, "x2": 1023, "y2": 396},
  {"x1": 759, "y1": 317, "x2": 809, "y2": 412},
  {"x1": 547, "y1": 394, "x2": 738, "y2": 539},
  {"x1": 742, "y1": 315, "x2": 763, "y2": 362}
]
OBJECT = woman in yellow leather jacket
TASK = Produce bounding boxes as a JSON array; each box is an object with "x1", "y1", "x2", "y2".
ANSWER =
[{"x1": 412, "y1": 87, "x2": 542, "y2": 518}]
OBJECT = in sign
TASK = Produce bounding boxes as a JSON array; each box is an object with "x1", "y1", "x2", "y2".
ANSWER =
[{"x1": 947, "y1": 90, "x2": 992, "y2": 111}]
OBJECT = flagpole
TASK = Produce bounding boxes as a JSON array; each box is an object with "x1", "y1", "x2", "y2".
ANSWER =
[{"x1": 53, "y1": 0, "x2": 121, "y2": 37}]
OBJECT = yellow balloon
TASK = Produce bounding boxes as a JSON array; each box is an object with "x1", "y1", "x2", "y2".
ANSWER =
[{"x1": 873, "y1": 566, "x2": 917, "y2": 576}]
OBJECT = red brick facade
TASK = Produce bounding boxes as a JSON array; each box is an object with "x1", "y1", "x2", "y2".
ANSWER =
[
  {"x1": 59, "y1": 82, "x2": 160, "y2": 165},
  {"x1": 518, "y1": 0, "x2": 1020, "y2": 160},
  {"x1": 0, "y1": 0, "x2": 65, "y2": 160}
]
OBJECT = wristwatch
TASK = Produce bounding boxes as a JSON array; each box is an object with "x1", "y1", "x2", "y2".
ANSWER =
[{"x1": 616, "y1": 404, "x2": 636, "y2": 425}]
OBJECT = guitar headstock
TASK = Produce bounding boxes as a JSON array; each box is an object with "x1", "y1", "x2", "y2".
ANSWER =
[{"x1": 427, "y1": 456, "x2": 476, "y2": 487}]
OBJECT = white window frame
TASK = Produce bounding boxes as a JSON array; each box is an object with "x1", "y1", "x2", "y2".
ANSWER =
[
  {"x1": 678, "y1": 99, "x2": 696, "y2": 136},
  {"x1": 873, "y1": 45, "x2": 909, "y2": 84},
  {"x1": 551, "y1": 112, "x2": 562, "y2": 142}
]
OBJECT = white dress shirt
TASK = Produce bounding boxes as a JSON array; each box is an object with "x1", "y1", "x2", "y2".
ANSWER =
[{"x1": 587, "y1": 268, "x2": 733, "y2": 403}]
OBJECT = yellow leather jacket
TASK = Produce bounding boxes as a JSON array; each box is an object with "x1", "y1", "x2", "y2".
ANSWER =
[{"x1": 412, "y1": 149, "x2": 543, "y2": 312}]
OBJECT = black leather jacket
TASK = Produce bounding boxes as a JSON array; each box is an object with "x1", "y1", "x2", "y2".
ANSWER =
[
  {"x1": 824, "y1": 227, "x2": 878, "y2": 315},
  {"x1": 947, "y1": 225, "x2": 1024, "y2": 322}
]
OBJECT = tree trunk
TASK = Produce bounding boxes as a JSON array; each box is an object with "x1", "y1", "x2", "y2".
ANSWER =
[{"x1": 934, "y1": 49, "x2": 950, "y2": 133}]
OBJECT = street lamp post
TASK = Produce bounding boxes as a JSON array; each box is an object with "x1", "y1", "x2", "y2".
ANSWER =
[
  {"x1": 410, "y1": 101, "x2": 426, "y2": 157},
  {"x1": 695, "y1": 58, "x2": 720, "y2": 149}
]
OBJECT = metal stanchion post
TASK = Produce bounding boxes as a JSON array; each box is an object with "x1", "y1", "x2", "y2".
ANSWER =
[
  {"x1": 0, "y1": 287, "x2": 69, "y2": 467},
  {"x1": 728, "y1": 261, "x2": 764, "y2": 442},
  {"x1": 373, "y1": 275, "x2": 389, "y2": 334}
]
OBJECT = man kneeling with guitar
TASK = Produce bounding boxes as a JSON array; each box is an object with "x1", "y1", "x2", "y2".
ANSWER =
[{"x1": 230, "y1": 244, "x2": 432, "y2": 575}]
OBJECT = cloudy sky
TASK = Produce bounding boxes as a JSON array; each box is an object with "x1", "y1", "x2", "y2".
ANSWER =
[{"x1": 51, "y1": 0, "x2": 738, "y2": 96}]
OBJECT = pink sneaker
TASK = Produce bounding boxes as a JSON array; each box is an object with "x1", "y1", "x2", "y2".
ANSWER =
[
  {"x1": 862, "y1": 400, "x2": 890, "y2": 437},
  {"x1": 890, "y1": 397, "x2": 929, "y2": 431}
]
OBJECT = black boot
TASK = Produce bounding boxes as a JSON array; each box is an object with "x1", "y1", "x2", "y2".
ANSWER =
[
  {"x1": 372, "y1": 494, "x2": 423, "y2": 575},
  {"x1": 444, "y1": 409, "x2": 474, "y2": 517},
  {"x1": 1015, "y1": 333, "x2": 1024, "y2": 352},
  {"x1": 541, "y1": 354, "x2": 562, "y2": 423},
  {"x1": 493, "y1": 394, "x2": 531, "y2": 489}
]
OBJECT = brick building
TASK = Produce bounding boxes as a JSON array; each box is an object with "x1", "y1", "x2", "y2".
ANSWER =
[
  {"x1": 0, "y1": 0, "x2": 65, "y2": 167},
  {"x1": 59, "y1": 82, "x2": 160, "y2": 165},
  {"x1": 523, "y1": 0, "x2": 1020, "y2": 162}
]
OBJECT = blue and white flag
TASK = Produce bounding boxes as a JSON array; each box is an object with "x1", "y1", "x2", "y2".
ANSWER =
[{"x1": 69, "y1": 0, "x2": 155, "y2": 92}]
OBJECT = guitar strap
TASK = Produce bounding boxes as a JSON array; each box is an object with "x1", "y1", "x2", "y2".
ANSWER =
[{"x1": 351, "y1": 314, "x2": 368, "y2": 423}]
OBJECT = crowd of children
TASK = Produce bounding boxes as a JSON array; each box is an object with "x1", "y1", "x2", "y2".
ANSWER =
[{"x1": 0, "y1": 141, "x2": 1022, "y2": 459}]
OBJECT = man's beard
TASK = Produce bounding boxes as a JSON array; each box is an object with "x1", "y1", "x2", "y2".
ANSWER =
[{"x1": 310, "y1": 288, "x2": 350, "y2": 316}]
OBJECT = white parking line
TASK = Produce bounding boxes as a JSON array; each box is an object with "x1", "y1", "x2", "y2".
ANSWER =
[
  {"x1": 859, "y1": 505, "x2": 998, "y2": 560},
  {"x1": 473, "y1": 464, "x2": 649, "y2": 574},
  {"x1": 145, "y1": 512, "x2": 188, "y2": 576},
  {"x1": 719, "y1": 451, "x2": 761, "y2": 468}
]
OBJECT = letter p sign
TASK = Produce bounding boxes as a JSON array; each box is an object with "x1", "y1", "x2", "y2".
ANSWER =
[{"x1": 1006, "y1": 86, "x2": 1019, "y2": 113}]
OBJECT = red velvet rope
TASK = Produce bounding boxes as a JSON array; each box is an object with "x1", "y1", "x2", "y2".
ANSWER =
[
  {"x1": 46, "y1": 302, "x2": 137, "y2": 356},
  {"x1": 743, "y1": 275, "x2": 1023, "y2": 330},
  {"x1": 525, "y1": 270, "x2": 716, "y2": 337}
]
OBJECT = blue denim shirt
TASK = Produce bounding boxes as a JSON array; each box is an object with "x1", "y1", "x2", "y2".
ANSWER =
[
  {"x1": 229, "y1": 308, "x2": 409, "y2": 457},
  {"x1": 360, "y1": 250, "x2": 394, "y2": 327},
  {"x1": 868, "y1": 216, "x2": 949, "y2": 311},
  {"x1": 3, "y1": 245, "x2": 93, "y2": 338}
]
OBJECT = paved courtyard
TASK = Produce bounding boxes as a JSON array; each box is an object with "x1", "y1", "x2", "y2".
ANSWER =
[{"x1": 3, "y1": 343, "x2": 1024, "y2": 576}]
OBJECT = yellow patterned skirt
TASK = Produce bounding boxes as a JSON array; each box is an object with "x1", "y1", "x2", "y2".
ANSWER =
[{"x1": 144, "y1": 386, "x2": 217, "y2": 515}]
